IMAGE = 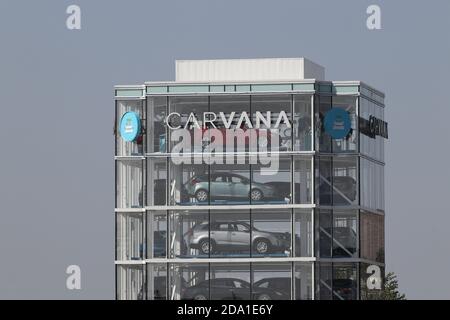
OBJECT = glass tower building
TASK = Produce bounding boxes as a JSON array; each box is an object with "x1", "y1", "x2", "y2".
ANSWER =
[{"x1": 115, "y1": 58, "x2": 387, "y2": 300}]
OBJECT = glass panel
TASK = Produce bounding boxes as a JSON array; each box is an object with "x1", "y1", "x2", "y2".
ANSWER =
[
  {"x1": 235, "y1": 84, "x2": 251, "y2": 92},
  {"x1": 331, "y1": 95, "x2": 358, "y2": 153},
  {"x1": 252, "y1": 263, "x2": 292, "y2": 300},
  {"x1": 294, "y1": 209, "x2": 313, "y2": 257},
  {"x1": 293, "y1": 95, "x2": 312, "y2": 151},
  {"x1": 116, "y1": 89, "x2": 143, "y2": 97},
  {"x1": 147, "y1": 211, "x2": 167, "y2": 258},
  {"x1": 209, "y1": 95, "x2": 250, "y2": 152},
  {"x1": 316, "y1": 156, "x2": 332, "y2": 205},
  {"x1": 251, "y1": 95, "x2": 292, "y2": 151},
  {"x1": 210, "y1": 210, "x2": 250, "y2": 258},
  {"x1": 169, "y1": 162, "x2": 209, "y2": 205},
  {"x1": 168, "y1": 96, "x2": 209, "y2": 153},
  {"x1": 116, "y1": 160, "x2": 143, "y2": 208},
  {"x1": 251, "y1": 84, "x2": 292, "y2": 92},
  {"x1": 360, "y1": 158, "x2": 384, "y2": 211},
  {"x1": 359, "y1": 97, "x2": 385, "y2": 162},
  {"x1": 170, "y1": 263, "x2": 209, "y2": 300},
  {"x1": 333, "y1": 263, "x2": 358, "y2": 300},
  {"x1": 116, "y1": 213, "x2": 144, "y2": 260},
  {"x1": 147, "y1": 96, "x2": 167, "y2": 153},
  {"x1": 316, "y1": 262, "x2": 332, "y2": 300},
  {"x1": 315, "y1": 95, "x2": 331, "y2": 152},
  {"x1": 294, "y1": 156, "x2": 312, "y2": 204},
  {"x1": 147, "y1": 157, "x2": 167, "y2": 206},
  {"x1": 333, "y1": 210, "x2": 358, "y2": 258},
  {"x1": 208, "y1": 163, "x2": 250, "y2": 205},
  {"x1": 210, "y1": 263, "x2": 250, "y2": 300},
  {"x1": 147, "y1": 86, "x2": 168, "y2": 94},
  {"x1": 116, "y1": 100, "x2": 145, "y2": 156},
  {"x1": 251, "y1": 209, "x2": 291, "y2": 257},
  {"x1": 168, "y1": 85, "x2": 209, "y2": 93},
  {"x1": 293, "y1": 83, "x2": 315, "y2": 91},
  {"x1": 169, "y1": 210, "x2": 209, "y2": 258},
  {"x1": 294, "y1": 262, "x2": 313, "y2": 300},
  {"x1": 116, "y1": 265, "x2": 145, "y2": 300},
  {"x1": 332, "y1": 156, "x2": 358, "y2": 206},
  {"x1": 147, "y1": 264, "x2": 167, "y2": 300},
  {"x1": 251, "y1": 156, "x2": 291, "y2": 204},
  {"x1": 360, "y1": 211, "x2": 385, "y2": 263},
  {"x1": 316, "y1": 209, "x2": 332, "y2": 258}
]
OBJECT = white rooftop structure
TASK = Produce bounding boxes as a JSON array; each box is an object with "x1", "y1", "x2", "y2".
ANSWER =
[{"x1": 175, "y1": 57, "x2": 325, "y2": 82}]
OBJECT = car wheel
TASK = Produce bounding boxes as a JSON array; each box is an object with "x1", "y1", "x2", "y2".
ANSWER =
[
  {"x1": 194, "y1": 294, "x2": 208, "y2": 300},
  {"x1": 195, "y1": 189, "x2": 209, "y2": 202},
  {"x1": 199, "y1": 239, "x2": 213, "y2": 255},
  {"x1": 254, "y1": 238, "x2": 270, "y2": 254},
  {"x1": 257, "y1": 293, "x2": 272, "y2": 300},
  {"x1": 250, "y1": 189, "x2": 263, "y2": 201}
]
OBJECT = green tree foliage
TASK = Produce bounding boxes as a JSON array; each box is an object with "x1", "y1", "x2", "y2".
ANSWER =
[{"x1": 381, "y1": 272, "x2": 406, "y2": 300}]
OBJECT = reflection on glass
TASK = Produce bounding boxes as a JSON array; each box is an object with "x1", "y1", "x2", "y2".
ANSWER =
[
  {"x1": 360, "y1": 211, "x2": 384, "y2": 262},
  {"x1": 332, "y1": 157, "x2": 358, "y2": 206},
  {"x1": 252, "y1": 210, "x2": 291, "y2": 257},
  {"x1": 147, "y1": 158, "x2": 167, "y2": 206},
  {"x1": 147, "y1": 264, "x2": 167, "y2": 300},
  {"x1": 171, "y1": 264, "x2": 209, "y2": 300},
  {"x1": 116, "y1": 160, "x2": 143, "y2": 208},
  {"x1": 294, "y1": 209, "x2": 313, "y2": 257},
  {"x1": 316, "y1": 95, "x2": 331, "y2": 152},
  {"x1": 360, "y1": 158, "x2": 384, "y2": 211},
  {"x1": 170, "y1": 210, "x2": 209, "y2": 258},
  {"x1": 170, "y1": 162, "x2": 208, "y2": 205},
  {"x1": 295, "y1": 262, "x2": 313, "y2": 300},
  {"x1": 333, "y1": 263, "x2": 357, "y2": 300},
  {"x1": 209, "y1": 263, "x2": 251, "y2": 300},
  {"x1": 168, "y1": 96, "x2": 209, "y2": 153},
  {"x1": 251, "y1": 95, "x2": 292, "y2": 151},
  {"x1": 252, "y1": 156, "x2": 291, "y2": 204},
  {"x1": 116, "y1": 265, "x2": 145, "y2": 300},
  {"x1": 252, "y1": 263, "x2": 291, "y2": 300},
  {"x1": 333, "y1": 210, "x2": 358, "y2": 258},
  {"x1": 317, "y1": 209, "x2": 332, "y2": 258},
  {"x1": 210, "y1": 211, "x2": 251, "y2": 257},
  {"x1": 207, "y1": 164, "x2": 250, "y2": 204},
  {"x1": 316, "y1": 263, "x2": 332, "y2": 300},
  {"x1": 331, "y1": 96, "x2": 357, "y2": 153},
  {"x1": 360, "y1": 97, "x2": 385, "y2": 162},
  {"x1": 317, "y1": 156, "x2": 358, "y2": 206},
  {"x1": 210, "y1": 95, "x2": 251, "y2": 152},
  {"x1": 293, "y1": 95, "x2": 312, "y2": 151},
  {"x1": 116, "y1": 213, "x2": 144, "y2": 260},
  {"x1": 317, "y1": 156, "x2": 332, "y2": 205},
  {"x1": 148, "y1": 97, "x2": 167, "y2": 153},
  {"x1": 294, "y1": 157, "x2": 312, "y2": 204},
  {"x1": 147, "y1": 211, "x2": 167, "y2": 258}
]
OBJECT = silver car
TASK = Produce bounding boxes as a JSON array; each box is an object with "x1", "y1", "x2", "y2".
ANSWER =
[
  {"x1": 188, "y1": 221, "x2": 290, "y2": 255},
  {"x1": 184, "y1": 173, "x2": 277, "y2": 202}
]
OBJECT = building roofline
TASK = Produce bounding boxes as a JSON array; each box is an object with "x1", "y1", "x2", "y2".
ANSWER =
[{"x1": 114, "y1": 80, "x2": 384, "y2": 97}]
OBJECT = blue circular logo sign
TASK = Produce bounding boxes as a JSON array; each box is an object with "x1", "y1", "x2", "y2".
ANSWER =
[
  {"x1": 323, "y1": 108, "x2": 351, "y2": 139},
  {"x1": 120, "y1": 111, "x2": 141, "y2": 142}
]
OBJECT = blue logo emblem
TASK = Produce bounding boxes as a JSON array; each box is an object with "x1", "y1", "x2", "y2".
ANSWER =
[
  {"x1": 323, "y1": 108, "x2": 351, "y2": 139},
  {"x1": 120, "y1": 111, "x2": 141, "y2": 142}
]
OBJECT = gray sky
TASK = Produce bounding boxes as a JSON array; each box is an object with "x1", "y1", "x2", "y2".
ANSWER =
[{"x1": 0, "y1": 0, "x2": 449, "y2": 299}]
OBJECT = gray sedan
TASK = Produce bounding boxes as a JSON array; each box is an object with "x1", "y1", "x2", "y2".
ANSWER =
[
  {"x1": 188, "y1": 221, "x2": 290, "y2": 255},
  {"x1": 184, "y1": 173, "x2": 277, "y2": 202}
]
